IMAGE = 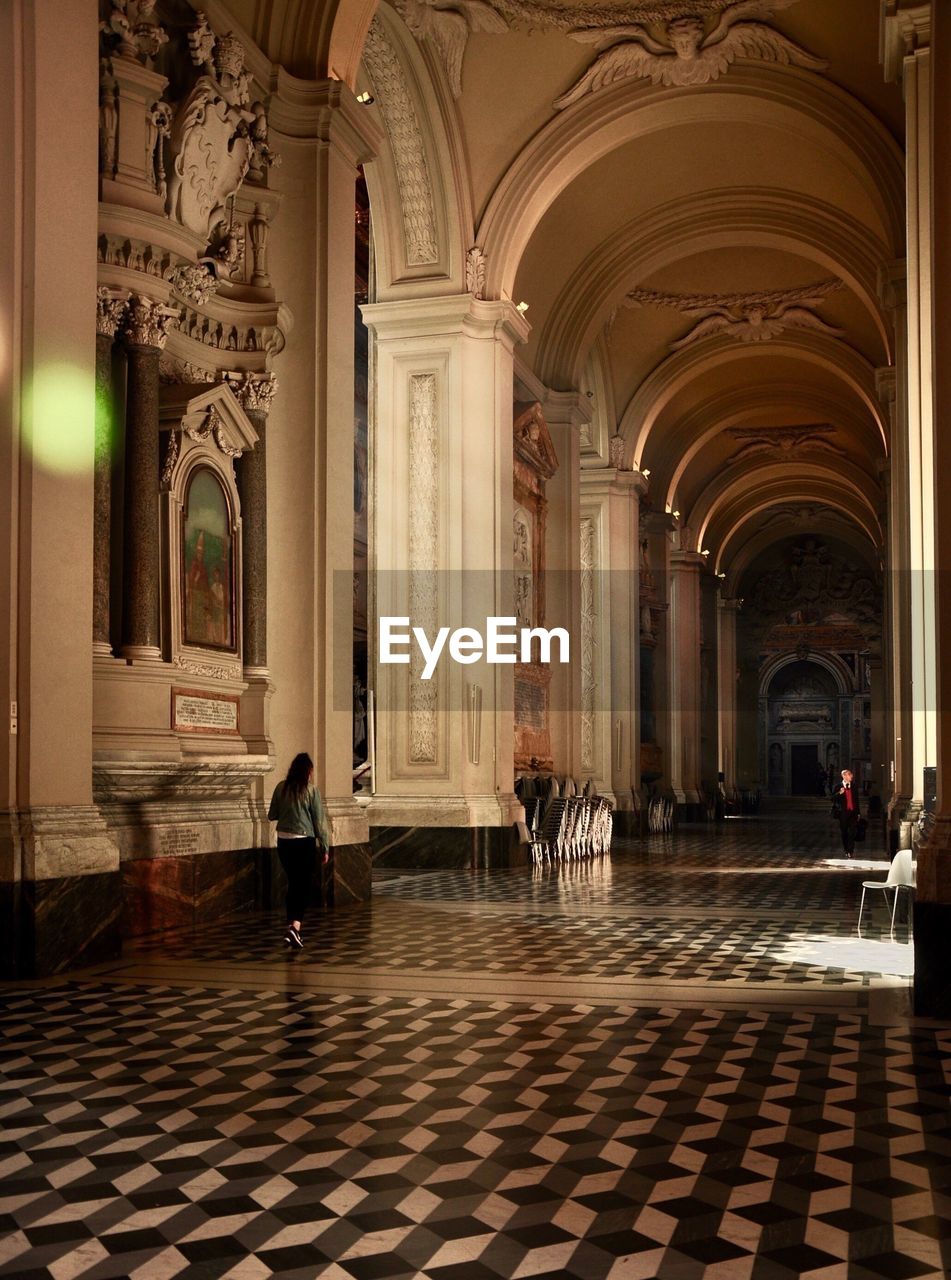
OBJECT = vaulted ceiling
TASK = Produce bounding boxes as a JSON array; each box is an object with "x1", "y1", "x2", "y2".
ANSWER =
[{"x1": 232, "y1": 0, "x2": 904, "y2": 574}]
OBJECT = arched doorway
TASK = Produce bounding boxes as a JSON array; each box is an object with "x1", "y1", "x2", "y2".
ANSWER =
[{"x1": 762, "y1": 660, "x2": 842, "y2": 796}]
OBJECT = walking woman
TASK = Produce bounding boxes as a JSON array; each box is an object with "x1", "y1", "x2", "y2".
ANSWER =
[{"x1": 268, "y1": 753, "x2": 332, "y2": 949}]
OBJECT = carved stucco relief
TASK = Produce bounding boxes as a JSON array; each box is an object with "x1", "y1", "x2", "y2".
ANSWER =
[
  {"x1": 362, "y1": 18, "x2": 440, "y2": 268},
  {"x1": 408, "y1": 372, "x2": 440, "y2": 763}
]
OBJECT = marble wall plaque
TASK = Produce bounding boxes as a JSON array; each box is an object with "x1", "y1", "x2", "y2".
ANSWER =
[
  {"x1": 515, "y1": 676, "x2": 547, "y2": 732},
  {"x1": 172, "y1": 687, "x2": 240, "y2": 734}
]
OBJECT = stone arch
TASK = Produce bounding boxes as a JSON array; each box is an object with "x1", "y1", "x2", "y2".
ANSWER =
[
  {"x1": 478, "y1": 66, "x2": 903, "y2": 302},
  {"x1": 661, "y1": 382, "x2": 883, "y2": 512},
  {"x1": 758, "y1": 649, "x2": 854, "y2": 699},
  {"x1": 358, "y1": 4, "x2": 472, "y2": 295},
  {"x1": 626, "y1": 331, "x2": 886, "y2": 473},
  {"x1": 701, "y1": 471, "x2": 883, "y2": 572},
  {"x1": 722, "y1": 512, "x2": 881, "y2": 594},
  {"x1": 537, "y1": 190, "x2": 892, "y2": 387}
]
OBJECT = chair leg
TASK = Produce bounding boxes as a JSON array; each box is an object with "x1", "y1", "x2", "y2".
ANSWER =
[
  {"x1": 889, "y1": 887, "x2": 898, "y2": 936},
  {"x1": 858, "y1": 886, "x2": 867, "y2": 935}
]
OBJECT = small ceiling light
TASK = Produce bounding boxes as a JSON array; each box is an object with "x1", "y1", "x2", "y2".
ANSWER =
[
  {"x1": 356, "y1": 91, "x2": 375, "y2": 105},
  {"x1": 516, "y1": 300, "x2": 530, "y2": 313}
]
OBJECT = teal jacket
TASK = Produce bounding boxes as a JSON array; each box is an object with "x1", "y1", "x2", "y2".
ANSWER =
[{"x1": 268, "y1": 782, "x2": 332, "y2": 848}]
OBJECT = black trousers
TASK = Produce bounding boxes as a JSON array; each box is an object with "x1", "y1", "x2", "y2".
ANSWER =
[
  {"x1": 277, "y1": 837, "x2": 317, "y2": 923},
  {"x1": 839, "y1": 811, "x2": 858, "y2": 853}
]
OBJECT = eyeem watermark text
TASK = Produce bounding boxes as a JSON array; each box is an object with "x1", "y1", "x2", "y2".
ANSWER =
[{"x1": 380, "y1": 617, "x2": 570, "y2": 679}]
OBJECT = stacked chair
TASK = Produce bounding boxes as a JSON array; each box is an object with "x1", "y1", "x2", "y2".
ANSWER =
[
  {"x1": 515, "y1": 775, "x2": 614, "y2": 863},
  {"x1": 648, "y1": 795, "x2": 674, "y2": 833}
]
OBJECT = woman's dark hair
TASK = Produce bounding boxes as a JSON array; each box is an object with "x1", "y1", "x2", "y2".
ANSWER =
[{"x1": 284, "y1": 753, "x2": 314, "y2": 802}]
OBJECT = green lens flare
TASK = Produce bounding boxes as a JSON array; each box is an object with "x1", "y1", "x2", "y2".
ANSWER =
[{"x1": 23, "y1": 363, "x2": 102, "y2": 474}]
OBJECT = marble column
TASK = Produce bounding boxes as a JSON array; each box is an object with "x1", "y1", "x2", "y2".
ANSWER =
[
  {"x1": 914, "y1": 0, "x2": 951, "y2": 1014},
  {"x1": 669, "y1": 546, "x2": 705, "y2": 818},
  {"x1": 119, "y1": 295, "x2": 177, "y2": 661},
  {"x1": 716, "y1": 596, "x2": 741, "y2": 796},
  {"x1": 362, "y1": 295, "x2": 529, "y2": 860},
  {"x1": 229, "y1": 372, "x2": 277, "y2": 676},
  {"x1": 94, "y1": 287, "x2": 128, "y2": 656}
]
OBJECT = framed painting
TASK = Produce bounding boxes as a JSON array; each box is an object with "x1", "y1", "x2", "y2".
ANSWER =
[{"x1": 181, "y1": 466, "x2": 235, "y2": 651}]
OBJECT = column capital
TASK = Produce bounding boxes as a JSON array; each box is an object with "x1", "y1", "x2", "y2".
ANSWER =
[
  {"x1": 362, "y1": 294, "x2": 531, "y2": 350},
  {"x1": 269, "y1": 71, "x2": 384, "y2": 163},
  {"x1": 876, "y1": 364, "x2": 898, "y2": 407},
  {"x1": 877, "y1": 259, "x2": 907, "y2": 311},
  {"x1": 225, "y1": 370, "x2": 279, "y2": 416},
  {"x1": 670, "y1": 549, "x2": 708, "y2": 571},
  {"x1": 121, "y1": 294, "x2": 179, "y2": 350},
  {"x1": 881, "y1": 1, "x2": 931, "y2": 83},
  {"x1": 96, "y1": 286, "x2": 131, "y2": 338}
]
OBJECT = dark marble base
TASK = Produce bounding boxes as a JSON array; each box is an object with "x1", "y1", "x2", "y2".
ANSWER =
[
  {"x1": 612, "y1": 810, "x2": 646, "y2": 838},
  {"x1": 675, "y1": 803, "x2": 706, "y2": 823},
  {"x1": 1, "y1": 872, "x2": 122, "y2": 980},
  {"x1": 913, "y1": 901, "x2": 951, "y2": 1017},
  {"x1": 123, "y1": 848, "x2": 267, "y2": 938},
  {"x1": 371, "y1": 826, "x2": 522, "y2": 870},
  {"x1": 326, "y1": 843, "x2": 372, "y2": 907}
]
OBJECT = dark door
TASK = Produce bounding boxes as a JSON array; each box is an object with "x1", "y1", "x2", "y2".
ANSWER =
[{"x1": 791, "y1": 744, "x2": 819, "y2": 796}]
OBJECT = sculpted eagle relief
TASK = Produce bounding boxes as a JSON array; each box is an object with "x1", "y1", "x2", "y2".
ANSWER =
[{"x1": 386, "y1": 0, "x2": 825, "y2": 104}]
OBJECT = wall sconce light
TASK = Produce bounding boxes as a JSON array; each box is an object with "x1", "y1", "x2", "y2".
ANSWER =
[
  {"x1": 356, "y1": 91, "x2": 375, "y2": 105},
  {"x1": 642, "y1": 468, "x2": 651, "y2": 478},
  {"x1": 516, "y1": 301, "x2": 530, "y2": 313},
  {"x1": 717, "y1": 572, "x2": 727, "y2": 580},
  {"x1": 701, "y1": 549, "x2": 710, "y2": 557},
  {"x1": 673, "y1": 509, "x2": 681, "y2": 519}
]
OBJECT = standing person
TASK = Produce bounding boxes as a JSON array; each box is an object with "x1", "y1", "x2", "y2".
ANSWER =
[
  {"x1": 831, "y1": 767, "x2": 861, "y2": 858},
  {"x1": 268, "y1": 753, "x2": 332, "y2": 949}
]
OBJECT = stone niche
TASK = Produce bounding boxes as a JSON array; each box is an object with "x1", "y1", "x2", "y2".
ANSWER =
[{"x1": 513, "y1": 401, "x2": 559, "y2": 772}]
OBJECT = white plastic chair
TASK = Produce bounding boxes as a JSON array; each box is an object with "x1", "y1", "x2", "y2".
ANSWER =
[{"x1": 858, "y1": 848, "x2": 916, "y2": 937}]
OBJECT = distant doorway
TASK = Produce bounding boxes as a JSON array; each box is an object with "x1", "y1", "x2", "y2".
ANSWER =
[{"x1": 791, "y1": 744, "x2": 819, "y2": 796}]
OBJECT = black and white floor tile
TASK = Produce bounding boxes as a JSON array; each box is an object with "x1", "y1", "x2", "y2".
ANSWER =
[{"x1": 1, "y1": 813, "x2": 947, "y2": 1279}]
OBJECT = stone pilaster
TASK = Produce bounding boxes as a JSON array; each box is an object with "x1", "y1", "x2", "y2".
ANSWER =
[
  {"x1": 669, "y1": 547, "x2": 706, "y2": 817},
  {"x1": 913, "y1": 0, "x2": 951, "y2": 1014},
  {"x1": 882, "y1": 4, "x2": 936, "y2": 816},
  {"x1": 877, "y1": 270, "x2": 917, "y2": 841},
  {"x1": 94, "y1": 287, "x2": 129, "y2": 656},
  {"x1": 268, "y1": 79, "x2": 381, "y2": 888},
  {"x1": 717, "y1": 597, "x2": 742, "y2": 795},
  {"x1": 579, "y1": 465, "x2": 648, "y2": 821},
  {"x1": 120, "y1": 294, "x2": 178, "y2": 660},
  {"x1": 362, "y1": 295, "x2": 530, "y2": 852}
]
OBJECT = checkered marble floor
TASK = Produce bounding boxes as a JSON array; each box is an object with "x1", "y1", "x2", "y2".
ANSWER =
[{"x1": 2, "y1": 811, "x2": 948, "y2": 1279}]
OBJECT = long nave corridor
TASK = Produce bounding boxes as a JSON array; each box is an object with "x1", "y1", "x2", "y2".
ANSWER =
[{"x1": 2, "y1": 813, "x2": 948, "y2": 1280}]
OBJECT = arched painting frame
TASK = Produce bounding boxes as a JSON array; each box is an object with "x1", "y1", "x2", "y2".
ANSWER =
[{"x1": 181, "y1": 465, "x2": 237, "y2": 653}]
